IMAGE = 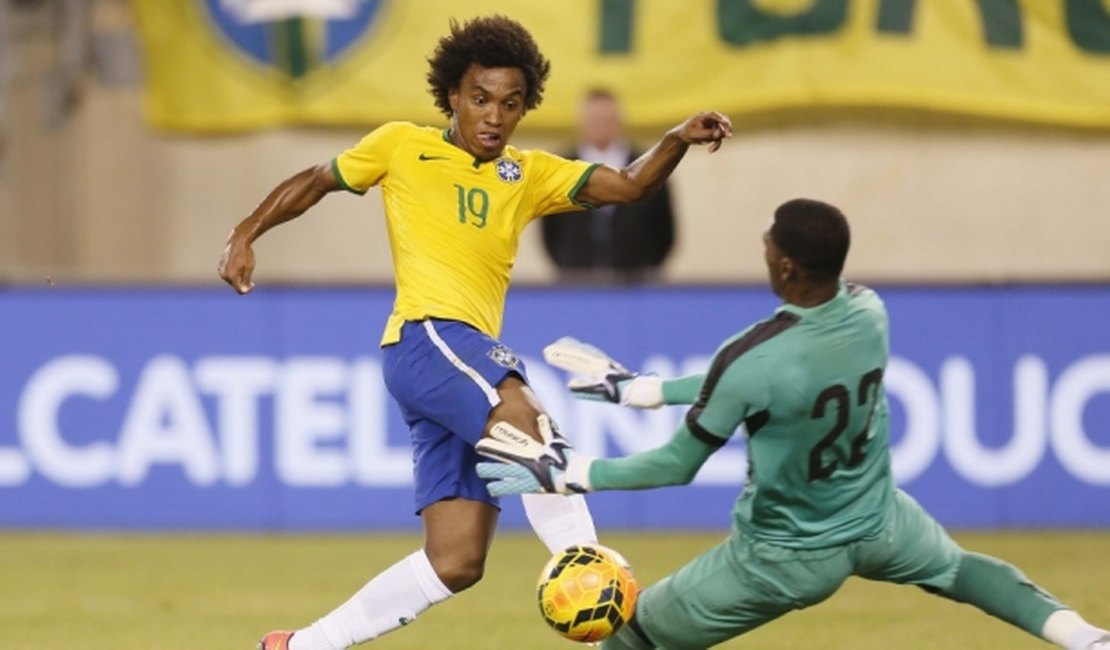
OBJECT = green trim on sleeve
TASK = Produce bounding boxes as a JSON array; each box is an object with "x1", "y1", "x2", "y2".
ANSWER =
[
  {"x1": 568, "y1": 163, "x2": 602, "y2": 208},
  {"x1": 330, "y1": 157, "x2": 366, "y2": 196},
  {"x1": 588, "y1": 425, "x2": 717, "y2": 491},
  {"x1": 663, "y1": 374, "x2": 706, "y2": 405}
]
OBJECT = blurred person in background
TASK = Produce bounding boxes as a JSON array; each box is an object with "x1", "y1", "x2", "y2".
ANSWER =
[
  {"x1": 541, "y1": 88, "x2": 676, "y2": 284},
  {"x1": 217, "y1": 14, "x2": 732, "y2": 650}
]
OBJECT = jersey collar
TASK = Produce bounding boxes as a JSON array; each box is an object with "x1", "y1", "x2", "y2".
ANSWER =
[
  {"x1": 443, "y1": 127, "x2": 518, "y2": 169},
  {"x1": 442, "y1": 127, "x2": 481, "y2": 168},
  {"x1": 776, "y1": 280, "x2": 848, "y2": 320}
]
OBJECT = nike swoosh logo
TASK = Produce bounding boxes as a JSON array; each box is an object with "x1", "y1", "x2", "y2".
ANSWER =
[{"x1": 419, "y1": 153, "x2": 451, "y2": 161}]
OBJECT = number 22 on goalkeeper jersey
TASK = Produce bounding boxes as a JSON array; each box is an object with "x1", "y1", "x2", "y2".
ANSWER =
[{"x1": 689, "y1": 281, "x2": 894, "y2": 548}]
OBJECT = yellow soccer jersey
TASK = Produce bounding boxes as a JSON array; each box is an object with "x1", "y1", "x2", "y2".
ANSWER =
[{"x1": 332, "y1": 121, "x2": 599, "y2": 345}]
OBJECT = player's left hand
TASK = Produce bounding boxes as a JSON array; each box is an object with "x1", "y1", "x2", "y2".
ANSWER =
[
  {"x1": 674, "y1": 111, "x2": 733, "y2": 153},
  {"x1": 475, "y1": 414, "x2": 594, "y2": 496}
]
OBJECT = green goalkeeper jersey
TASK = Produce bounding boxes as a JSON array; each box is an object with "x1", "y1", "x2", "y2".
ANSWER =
[{"x1": 589, "y1": 281, "x2": 894, "y2": 549}]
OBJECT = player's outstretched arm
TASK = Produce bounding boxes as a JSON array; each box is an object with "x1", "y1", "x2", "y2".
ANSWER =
[
  {"x1": 575, "y1": 111, "x2": 732, "y2": 207},
  {"x1": 218, "y1": 163, "x2": 341, "y2": 294}
]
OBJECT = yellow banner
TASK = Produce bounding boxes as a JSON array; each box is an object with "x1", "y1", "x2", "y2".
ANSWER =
[{"x1": 132, "y1": 0, "x2": 1110, "y2": 132}]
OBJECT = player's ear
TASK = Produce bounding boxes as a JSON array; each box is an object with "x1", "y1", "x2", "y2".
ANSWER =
[
  {"x1": 449, "y1": 87, "x2": 460, "y2": 113},
  {"x1": 780, "y1": 256, "x2": 797, "y2": 282}
]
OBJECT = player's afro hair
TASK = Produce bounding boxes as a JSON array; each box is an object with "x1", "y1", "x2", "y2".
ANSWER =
[
  {"x1": 426, "y1": 15, "x2": 551, "y2": 118},
  {"x1": 771, "y1": 199, "x2": 851, "y2": 282}
]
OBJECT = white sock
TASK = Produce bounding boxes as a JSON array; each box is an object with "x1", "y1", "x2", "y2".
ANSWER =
[
  {"x1": 289, "y1": 549, "x2": 453, "y2": 650},
  {"x1": 522, "y1": 493, "x2": 599, "y2": 554},
  {"x1": 1042, "y1": 609, "x2": 1109, "y2": 649}
]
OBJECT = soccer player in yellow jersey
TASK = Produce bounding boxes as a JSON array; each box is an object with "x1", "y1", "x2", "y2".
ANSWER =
[{"x1": 219, "y1": 15, "x2": 731, "y2": 650}]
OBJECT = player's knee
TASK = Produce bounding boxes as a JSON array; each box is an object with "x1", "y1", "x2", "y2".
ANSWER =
[
  {"x1": 427, "y1": 548, "x2": 487, "y2": 593},
  {"x1": 435, "y1": 560, "x2": 485, "y2": 593}
]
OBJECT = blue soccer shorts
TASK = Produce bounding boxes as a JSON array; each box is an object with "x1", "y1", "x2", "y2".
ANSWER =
[{"x1": 381, "y1": 318, "x2": 529, "y2": 514}]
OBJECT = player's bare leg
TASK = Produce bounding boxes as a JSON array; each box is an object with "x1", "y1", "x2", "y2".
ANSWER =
[
  {"x1": 421, "y1": 498, "x2": 499, "y2": 592},
  {"x1": 485, "y1": 375, "x2": 549, "y2": 440},
  {"x1": 487, "y1": 376, "x2": 598, "y2": 553}
]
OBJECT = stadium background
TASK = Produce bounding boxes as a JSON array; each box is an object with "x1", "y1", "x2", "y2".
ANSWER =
[{"x1": 0, "y1": 1, "x2": 1108, "y2": 648}]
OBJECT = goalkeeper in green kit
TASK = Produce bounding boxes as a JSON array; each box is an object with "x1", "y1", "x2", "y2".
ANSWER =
[{"x1": 476, "y1": 199, "x2": 1109, "y2": 650}]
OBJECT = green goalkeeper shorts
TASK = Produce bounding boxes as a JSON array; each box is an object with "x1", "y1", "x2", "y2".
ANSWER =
[{"x1": 604, "y1": 489, "x2": 963, "y2": 650}]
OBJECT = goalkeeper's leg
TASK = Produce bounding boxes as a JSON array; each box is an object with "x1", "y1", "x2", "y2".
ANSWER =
[
  {"x1": 487, "y1": 376, "x2": 599, "y2": 553},
  {"x1": 860, "y1": 489, "x2": 1108, "y2": 650},
  {"x1": 605, "y1": 532, "x2": 824, "y2": 650},
  {"x1": 938, "y1": 553, "x2": 1109, "y2": 650}
]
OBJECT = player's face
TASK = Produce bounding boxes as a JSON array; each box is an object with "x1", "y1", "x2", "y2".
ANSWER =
[
  {"x1": 763, "y1": 228, "x2": 787, "y2": 298},
  {"x1": 448, "y1": 64, "x2": 527, "y2": 162}
]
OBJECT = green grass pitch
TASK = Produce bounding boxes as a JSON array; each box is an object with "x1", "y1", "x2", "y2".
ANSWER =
[{"x1": 1, "y1": 530, "x2": 1106, "y2": 649}]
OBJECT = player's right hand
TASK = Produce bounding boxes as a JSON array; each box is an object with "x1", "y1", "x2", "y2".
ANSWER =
[{"x1": 218, "y1": 232, "x2": 256, "y2": 295}]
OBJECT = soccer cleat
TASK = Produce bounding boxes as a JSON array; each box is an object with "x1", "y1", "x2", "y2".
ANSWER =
[{"x1": 257, "y1": 630, "x2": 294, "y2": 650}]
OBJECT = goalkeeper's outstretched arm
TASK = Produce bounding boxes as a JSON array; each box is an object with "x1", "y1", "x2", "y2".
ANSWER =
[
  {"x1": 586, "y1": 423, "x2": 718, "y2": 490},
  {"x1": 476, "y1": 420, "x2": 723, "y2": 496},
  {"x1": 570, "y1": 372, "x2": 708, "y2": 408},
  {"x1": 545, "y1": 336, "x2": 708, "y2": 408},
  {"x1": 661, "y1": 374, "x2": 706, "y2": 406}
]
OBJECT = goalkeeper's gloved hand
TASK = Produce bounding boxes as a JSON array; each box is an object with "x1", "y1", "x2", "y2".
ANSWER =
[
  {"x1": 543, "y1": 337, "x2": 665, "y2": 409},
  {"x1": 567, "y1": 373, "x2": 665, "y2": 409},
  {"x1": 475, "y1": 414, "x2": 594, "y2": 496}
]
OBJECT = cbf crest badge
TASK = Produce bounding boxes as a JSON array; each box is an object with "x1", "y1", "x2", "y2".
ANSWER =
[
  {"x1": 488, "y1": 345, "x2": 521, "y2": 369},
  {"x1": 495, "y1": 158, "x2": 523, "y2": 184},
  {"x1": 203, "y1": 0, "x2": 383, "y2": 78}
]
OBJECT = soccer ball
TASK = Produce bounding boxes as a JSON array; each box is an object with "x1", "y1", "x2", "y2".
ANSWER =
[{"x1": 536, "y1": 544, "x2": 639, "y2": 643}]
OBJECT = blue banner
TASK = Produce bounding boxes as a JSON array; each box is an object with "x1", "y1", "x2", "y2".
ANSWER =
[{"x1": 1, "y1": 285, "x2": 1107, "y2": 530}]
